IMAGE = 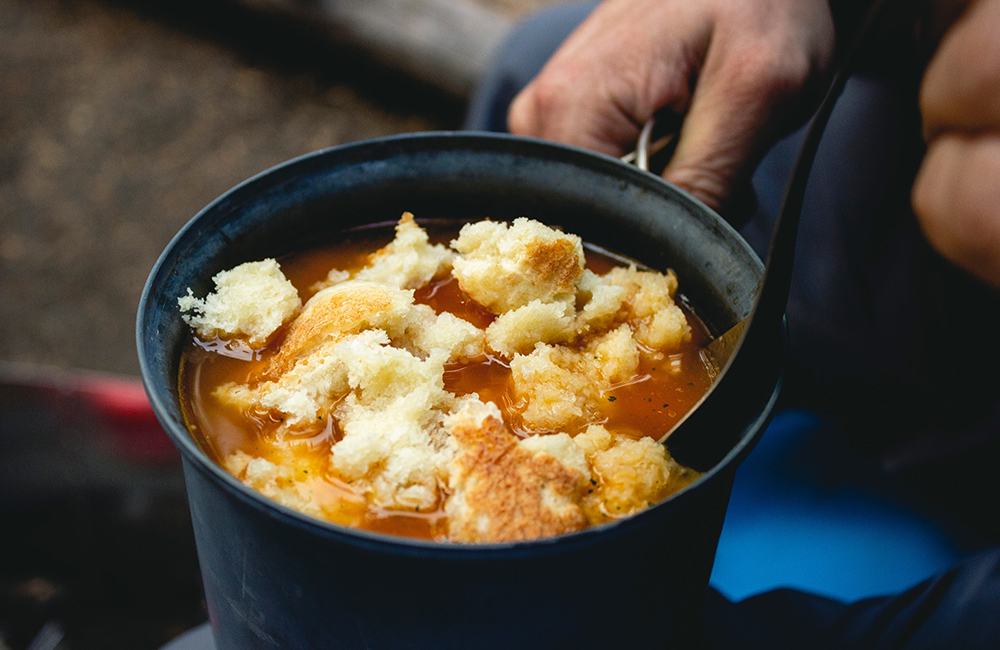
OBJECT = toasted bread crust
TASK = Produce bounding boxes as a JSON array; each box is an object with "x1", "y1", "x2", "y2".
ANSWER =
[
  {"x1": 451, "y1": 217, "x2": 585, "y2": 314},
  {"x1": 447, "y1": 414, "x2": 588, "y2": 543},
  {"x1": 269, "y1": 281, "x2": 411, "y2": 376},
  {"x1": 524, "y1": 235, "x2": 583, "y2": 297}
]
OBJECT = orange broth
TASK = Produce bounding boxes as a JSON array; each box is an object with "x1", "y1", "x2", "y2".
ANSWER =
[{"x1": 179, "y1": 224, "x2": 714, "y2": 540}]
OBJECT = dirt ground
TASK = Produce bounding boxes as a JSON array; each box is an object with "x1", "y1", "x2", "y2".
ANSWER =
[{"x1": 0, "y1": 0, "x2": 555, "y2": 378}]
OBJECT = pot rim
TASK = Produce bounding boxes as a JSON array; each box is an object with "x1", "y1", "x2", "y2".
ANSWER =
[{"x1": 137, "y1": 130, "x2": 781, "y2": 558}]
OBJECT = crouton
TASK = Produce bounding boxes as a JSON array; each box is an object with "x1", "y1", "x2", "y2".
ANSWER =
[
  {"x1": 509, "y1": 326, "x2": 639, "y2": 431},
  {"x1": 444, "y1": 400, "x2": 589, "y2": 542},
  {"x1": 577, "y1": 426, "x2": 698, "y2": 523},
  {"x1": 604, "y1": 266, "x2": 692, "y2": 350},
  {"x1": 325, "y1": 332, "x2": 454, "y2": 510},
  {"x1": 485, "y1": 299, "x2": 575, "y2": 357},
  {"x1": 356, "y1": 212, "x2": 454, "y2": 289},
  {"x1": 269, "y1": 280, "x2": 413, "y2": 376},
  {"x1": 510, "y1": 343, "x2": 599, "y2": 431},
  {"x1": 451, "y1": 217, "x2": 584, "y2": 313},
  {"x1": 178, "y1": 259, "x2": 301, "y2": 346},
  {"x1": 574, "y1": 269, "x2": 627, "y2": 333},
  {"x1": 394, "y1": 304, "x2": 485, "y2": 362},
  {"x1": 224, "y1": 450, "x2": 368, "y2": 527}
]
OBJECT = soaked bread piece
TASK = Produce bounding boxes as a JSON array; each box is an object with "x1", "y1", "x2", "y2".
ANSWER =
[
  {"x1": 326, "y1": 332, "x2": 454, "y2": 511},
  {"x1": 394, "y1": 304, "x2": 484, "y2": 362},
  {"x1": 604, "y1": 266, "x2": 691, "y2": 350},
  {"x1": 355, "y1": 212, "x2": 455, "y2": 289},
  {"x1": 223, "y1": 449, "x2": 369, "y2": 528},
  {"x1": 485, "y1": 299, "x2": 576, "y2": 357},
  {"x1": 224, "y1": 451, "x2": 324, "y2": 518},
  {"x1": 574, "y1": 425, "x2": 697, "y2": 522},
  {"x1": 269, "y1": 280, "x2": 413, "y2": 376},
  {"x1": 510, "y1": 325, "x2": 639, "y2": 431},
  {"x1": 451, "y1": 217, "x2": 584, "y2": 313},
  {"x1": 178, "y1": 259, "x2": 301, "y2": 347}
]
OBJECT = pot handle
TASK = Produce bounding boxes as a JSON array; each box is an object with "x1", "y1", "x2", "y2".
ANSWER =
[{"x1": 620, "y1": 110, "x2": 682, "y2": 173}]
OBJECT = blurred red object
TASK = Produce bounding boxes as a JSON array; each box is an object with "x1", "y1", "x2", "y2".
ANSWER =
[
  {"x1": 75, "y1": 373, "x2": 178, "y2": 464},
  {"x1": 0, "y1": 361, "x2": 179, "y2": 474}
]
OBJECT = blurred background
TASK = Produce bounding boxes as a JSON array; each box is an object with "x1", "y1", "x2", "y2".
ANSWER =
[
  {"x1": 7, "y1": 3, "x2": 998, "y2": 649},
  {"x1": 0, "y1": 0, "x2": 554, "y2": 647}
]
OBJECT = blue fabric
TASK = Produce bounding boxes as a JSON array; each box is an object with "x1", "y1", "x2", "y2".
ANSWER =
[{"x1": 710, "y1": 410, "x2": 974, "y2": 602}]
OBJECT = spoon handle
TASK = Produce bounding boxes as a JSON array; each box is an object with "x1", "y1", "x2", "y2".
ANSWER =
[{"x1": 664, "y1": 0, "x2": 902, "y2": 470}]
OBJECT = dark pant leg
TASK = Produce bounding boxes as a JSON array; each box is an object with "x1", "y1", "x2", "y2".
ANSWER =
[
  {"x1": 746, "y1": 72, "x2": 1000, "y2": 526},
  {"x1": 703, "y1": 547, "x2": 1000, "y2": 650},
  {"x1": 463, "y1": 1, "x2": 598, "y2": 132}
]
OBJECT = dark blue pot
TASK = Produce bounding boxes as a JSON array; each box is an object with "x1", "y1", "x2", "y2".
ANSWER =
[{"x1": 137, "y1": 133, "x2": 782, "y2": 650}]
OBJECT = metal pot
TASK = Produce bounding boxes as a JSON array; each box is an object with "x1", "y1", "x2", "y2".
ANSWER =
[{"x1": 137, "y1": 132, "x2": 783, "y2": 650}]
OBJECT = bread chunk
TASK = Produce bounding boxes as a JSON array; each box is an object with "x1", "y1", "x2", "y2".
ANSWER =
[
  {"x1": 394, "y1": 304, "x2": 484, "y2": 362},
  {"x1": 510, "y1": 326, "x2": 639, "y2": 431},
  {"x1": 178, "y1": 259, "x2": 301, "y2": 346},
  {"x1": 510, "y1": 343, "x2": 597, "y2": 431},
  {"x1": 574, "y1": 269, "x2": 627, "y2": 333},
  {"x1": 326, "y1": 333, "x2": 455, "y2": 510},
  {"x1": 575, "y1": 425, "x2": 698, "y2": 522},
  {"x1": 224, "y1": 451, "x2": 324, "y2": 518},
  {"x1": 604, "y1": 266, "x2": 691, "y2": 350},
  {"x1": 355, "y1": 212, "x2": 454, "y2": 289},
  {"x1": 269, "y1": 280, "x2": 413, "y2": 376},
  {"x1": 485, "y1": 299, "x2": 575, "y2": 357},
  {"x1": 444, "y1": 400, "x2": 589, "y2": 542},
  {"x1": 451, "y1": 217, "x2": 584, "y2": 313},
  {"x1": 224, "y1": 450, "x2": 368, "y2": 527}
]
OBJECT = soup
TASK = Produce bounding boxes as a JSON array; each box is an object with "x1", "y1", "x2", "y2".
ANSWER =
[{"x1": 178, "y1": 214, "x2": 712, "y2": 542}]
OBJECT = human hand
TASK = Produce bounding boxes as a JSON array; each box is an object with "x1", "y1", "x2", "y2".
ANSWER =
[
  {"x1": 507, "y1": 0, "x2": 835, "y2": 214},
  {"x1": 913, "y1": 0, "x2": 1000, "y2": 288}
]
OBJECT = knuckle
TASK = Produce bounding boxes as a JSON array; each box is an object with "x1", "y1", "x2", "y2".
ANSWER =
[
  {"x1": 529, "y1": 73, "x2": 575, "y2": 114},
  {"x1": 738, "y1": 42, "x2": 811, "y2": 100},
  {"x1": 508, "y1": 74, "x2": 574, "y2": 136},
  {"x1": 913, "y1": 138, "x2": 1000, "y2": 281},
  {"x1": 506, "y1": 92, "x2": 535, "y2": 136}
]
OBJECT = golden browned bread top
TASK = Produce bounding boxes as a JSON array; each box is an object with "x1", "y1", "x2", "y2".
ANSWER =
[
  {"x1": 446, "y1": 412, "x2": 589, "y2": 543},
  {"x1": 269, "y1": 280, "x2": 411, "y2": 376},
  {"x1": 451, "y1": 218, "x2": 585, "y2": 314}
]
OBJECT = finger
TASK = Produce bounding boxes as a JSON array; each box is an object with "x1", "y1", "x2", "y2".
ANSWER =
[
  {"x1": 507, "y1": 62, "x2": 644, "y2": 157},
  {"x1": 920, "y1": 0, "x2": 1000, "y2": 141},
  {"x1": 912, "y1": 132, "x2": 1000, "y2": 287},
  {"x1": 508, "y1": 0, "x2": 705, "y2": 156},
  {"x1": 663, "y1": 30, "x2": 820, "y2": 212}
]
